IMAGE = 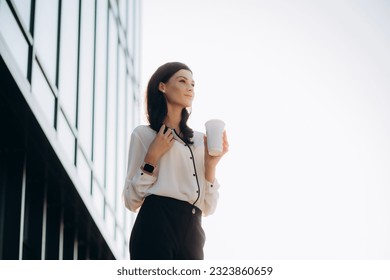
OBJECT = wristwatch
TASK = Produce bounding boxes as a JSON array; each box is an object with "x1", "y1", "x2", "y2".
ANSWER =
[{"x1": 142, "y1": 163, "x2": 155, "y2": 174}]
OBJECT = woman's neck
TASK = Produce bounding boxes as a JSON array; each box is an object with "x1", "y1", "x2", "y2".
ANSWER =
[{"x1": 164, "y1": 105, "x2": 182, "y2": 132}]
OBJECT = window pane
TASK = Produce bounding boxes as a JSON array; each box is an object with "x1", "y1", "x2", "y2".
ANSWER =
[
  {"x1": 127, "y1": 0, "x2": 134, "y2": 56},
  {"x1": 116, "y1": 47, "x2": 126, "y2": 228},
  {"x1": 57, "y1": 111, "x2": 75, "y2": 164},
  {"x1": 93, "y1": 0, "x2": 108, "y2": 185},
  {"x1": 133, "y1": 0, "x2": 141, "y2": 82},
  {"x1": 116, "y1": 225, "x2": 125, "y2": 257},
  {"x1": 0, "y1": 1, "x2": 29, "y2": 77},
  {"x1": 92, "y1": 179, "x2": 104, "y2": 220},
  {"x1": 125, "y1": 211, "x2": 134, "y2": 243},
  {"x1": 126, "y1": 76, "x2": 134, "y2": 149},
  {"x1": 32, "y1": 60, "x2": 55, "y2": 126},
  {"x1": 105, "y1": 205, "x2": 115, "y2": 240},
  {"x1": 106, "y1": 10, "x2": 118, "y2": 208},
  {"x1": 118, "y1": 23, "x2": 127, "y2": 49},
  {"x1": 78, "y1": 0, "x2": 95, "y2": 159},
  {"x1": 58, "y1": 0, "x2": 79, "y2": 126},
  {"x1": 77, "y1": 148, "x2": 91, "y2": 194},
  {"x1": 13, "y1": 0, "x2": 31, "y2": 29},
  {"x1": 34, "y1": 0, "x2": 59, "y2": 84},
  {"x1": 119, "y1": 0, "x2": 126, "y2": 29}
]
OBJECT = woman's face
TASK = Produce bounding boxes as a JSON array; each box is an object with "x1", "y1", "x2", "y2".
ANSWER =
[{"x1": 160, "y1": 69, "x2": 195, "y2": 108}]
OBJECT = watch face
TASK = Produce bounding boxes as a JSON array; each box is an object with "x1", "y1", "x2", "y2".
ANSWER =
[{"x1": 143, "y1": 163, "x2": 154, "y2": 173}]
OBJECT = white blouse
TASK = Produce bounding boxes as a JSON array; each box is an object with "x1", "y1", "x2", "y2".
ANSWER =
[{"x1": 122, "y1": 125, "x2": 220, "y2": 216}]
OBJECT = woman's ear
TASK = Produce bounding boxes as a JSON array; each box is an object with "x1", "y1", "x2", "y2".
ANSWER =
[{"x1": 159, "y1": 82, "x2": 166, "y2": 93}]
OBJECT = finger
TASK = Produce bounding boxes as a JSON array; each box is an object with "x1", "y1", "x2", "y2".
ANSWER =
[
  {"x1": 223, "y1": 131, "x2": 229, "y2": 144},
  {"x1": 223, "y1": 135, "x2": 229, "y2": 153},
  {"x1": 223, "y1": 137, "x2": 229, "y2": 146},
  {"x1": 224, "y1": 139, "x2": 229, "y2": 150},
  {"x1": 165, "y1": 130, "x2": 174, "y2": 141},
  {"x1": 203, "y1": 136, "x2": 208, "y2": 151},
  {"x1": 163, "y1": 126, "x2": 171, "y2": 135},
  {"x1": 223, "y1": 142, "x2": 229, "y2": 153},
  {"x1": 158, "y1": 124, "x2": 166, "y2": 135}
]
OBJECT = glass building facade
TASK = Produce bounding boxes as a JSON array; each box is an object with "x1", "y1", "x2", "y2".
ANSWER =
[{"x1": 0, "y1": 0, "x2": 141, "y2": 259}]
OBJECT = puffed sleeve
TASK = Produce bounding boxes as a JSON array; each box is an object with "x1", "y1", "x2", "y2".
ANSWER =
[
  {"x1": 122, "y1": 130, "x2": 157, "y2": 212},
  {"x1": 202, "y1": 178, "x2": 220, "y2": 216}
]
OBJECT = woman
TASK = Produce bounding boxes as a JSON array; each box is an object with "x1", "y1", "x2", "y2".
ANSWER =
[{"x1": 123, "y1": 62, "x2": 228, "y2": 260}]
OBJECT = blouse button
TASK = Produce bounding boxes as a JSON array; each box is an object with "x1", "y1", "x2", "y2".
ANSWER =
[
  {"x1": 190, "y1": 156, "x2": 193, "y2": 160},
  {"x1": 193, "y1": 174, "x2": 196, "y2": 176},
  {"x1": 141, "y1": 172, "x2": 144, "y2": 175},
  {"x1": 210, "y1": 184, "x2": 213, "y2": 188},
  {"x1": 192, "y1": 208, "x2": 196, "y2": 214}
]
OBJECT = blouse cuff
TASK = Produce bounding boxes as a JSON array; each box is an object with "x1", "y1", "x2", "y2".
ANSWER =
[
  {"x1": 130, "y1": 168, "x2": 157, "y2": 192},
  {"x1": 206, "y1": 178, "x2": 220, "y2": 193}
]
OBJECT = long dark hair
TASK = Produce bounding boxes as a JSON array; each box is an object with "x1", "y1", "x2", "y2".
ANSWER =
[{"x1": 146, "y1": 62, "x2": 194, "y2": 144}]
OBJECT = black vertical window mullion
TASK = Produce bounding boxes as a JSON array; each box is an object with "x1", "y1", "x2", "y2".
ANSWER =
[
  {"x1": 103, "y1": 1, "x2": 110, "y2": 197},
  {"x1": 89, "y1": 0, "x2": 98, "y2": 196},
  {"x1": 114, "y1": 22, "x2": 119, "y2": 216},
  {"x1": 91, "y1": 0, "x2": 98, "y2": 164},
  {"x1": 74, "y1": 0, "x2": 82, "y2": 166},
  {"x1": 123, "y1": 70, "x2": 128, "y2": 236},
  {"x1": 27, "y1": 0, "x2": 36, "y2": 84},
  {"x1": 53, "y1": 0, "x2": 62, "y2": 130}
]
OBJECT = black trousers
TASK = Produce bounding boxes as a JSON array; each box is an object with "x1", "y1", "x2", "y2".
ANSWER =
[{"x1": 130, "y1": 195, "x2": 205, "y2": 260}]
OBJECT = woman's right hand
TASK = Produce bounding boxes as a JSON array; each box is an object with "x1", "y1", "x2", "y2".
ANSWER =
[{"x1": 144, "y1": 124, "x2": 175, "y2": 166}]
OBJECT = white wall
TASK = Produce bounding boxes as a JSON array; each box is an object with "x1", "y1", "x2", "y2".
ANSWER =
[{"x1": 141, "y1": 0, "x2": 390, "y2": 259}]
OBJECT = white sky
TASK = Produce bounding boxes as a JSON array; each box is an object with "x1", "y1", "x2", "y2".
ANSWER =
[{"x1": 140, "y1": 0, "x2": 390, "y2": 259}]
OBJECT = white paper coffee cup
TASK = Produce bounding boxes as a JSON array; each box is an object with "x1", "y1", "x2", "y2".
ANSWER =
[{"x1": 205, "y1": 119, "x2": 225, "y2": 156}]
